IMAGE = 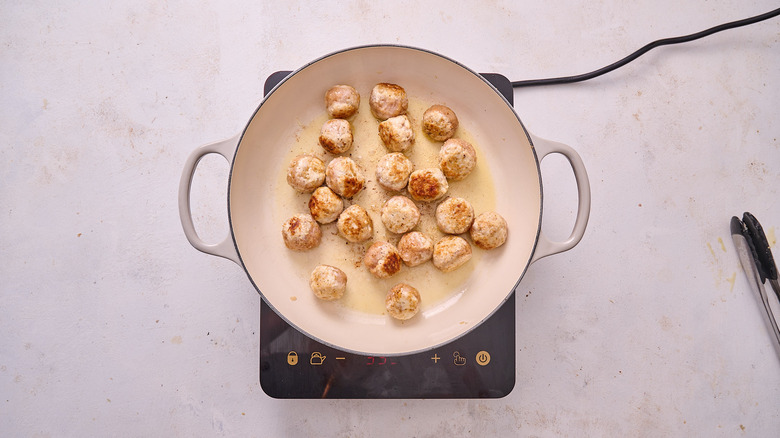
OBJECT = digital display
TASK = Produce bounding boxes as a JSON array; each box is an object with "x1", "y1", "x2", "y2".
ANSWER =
[{"x1": 365, "y1": 356, "x2": 398, "y2": 366}]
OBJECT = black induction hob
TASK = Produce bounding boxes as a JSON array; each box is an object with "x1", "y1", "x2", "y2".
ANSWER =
[{"x1": 259, "y1": 72, "x2": 516, "y2": 399}]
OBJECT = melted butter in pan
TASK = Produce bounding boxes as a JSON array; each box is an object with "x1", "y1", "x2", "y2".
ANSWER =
[{"x1": 275, "y1": 94, "x2": 496, "y2": 315}]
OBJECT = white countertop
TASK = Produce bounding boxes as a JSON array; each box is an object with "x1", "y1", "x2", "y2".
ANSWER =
[{"x1": 2, "y1": 1, "x2": 779, "y2": 436}]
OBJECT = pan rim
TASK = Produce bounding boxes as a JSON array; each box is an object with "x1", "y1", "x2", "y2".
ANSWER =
[{"x1": 226, "y1": 44, "x2": 544, "y2": 356}]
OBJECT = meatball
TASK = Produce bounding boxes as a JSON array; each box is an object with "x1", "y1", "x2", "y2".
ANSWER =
[
  {"x1": 385, "y1": 283, "x2": 421, "y2": 320},
  {"x1": 435, "y1": 197, "x2": 474, "y2": 234},
  {"x1": 325, "y1": 85, "x2": 360, "y2": 119},
  {"x1": 319, "y1": 119, "x2": 353, "y2": 154},
  {"x1": 326, "y1": 156, "x2": 365, "y2": 198},
  {"x1": 308, "y1": 186, "x2": 344, "y2": 224},
  {"x1": 397, "y1": 231, "x2": 433, "y2": 267},
  {"x1": 422, "y1": 104, "x2": 459, "y2": 141},
  {"x1": 376, "y1": 152, "x2": 413, "y2": 192},
  {"x1": 286, "y1": 155, "x2": 326, "y2": 193},
  {"x1": 363, "y1": 241, "x2": 403, "y2": 278},
  {"x1": 369, "y1": 83, "x2": 408, "y2": 120},
  {"x1": 432, "y1": 235, "x2": 472, "y2": 272},
  {"x1": 378, "y1": 115, "x2": 415, "y2": 152},
  {"x1": 439, "y1": 138, "x2": 477, "y2": 181},
  {"x1": 337, "y1": 204, "x2": 373, "y2": 243},
  {"x1": 407, "y1": 168, "x2": 449, "y2": 202},
  {"x1": 380, "y1": 196, "x2": 420, "y2": 234},
  {"x1": 282, "y1": 214, "x2": 322, "y2": 251},
  {"x1": 470, "y1": 211, "x2": 508, "y2": 250},
  {"x1": 309, "y1": 265, "x2": 347, "y2": 301}
]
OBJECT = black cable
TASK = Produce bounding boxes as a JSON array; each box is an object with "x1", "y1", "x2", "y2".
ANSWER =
[{"x1": 512, "y1": 7, "x2": 780, "y2": 88}]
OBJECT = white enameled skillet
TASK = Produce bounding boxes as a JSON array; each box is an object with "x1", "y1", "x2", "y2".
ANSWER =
[{"x1": 179, "y1": 45, "x2": 590, "y2": 355}]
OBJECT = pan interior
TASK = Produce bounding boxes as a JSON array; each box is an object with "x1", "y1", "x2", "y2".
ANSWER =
[{"x1": 229, "y1": 46, "x2": 541, "y2": 355}]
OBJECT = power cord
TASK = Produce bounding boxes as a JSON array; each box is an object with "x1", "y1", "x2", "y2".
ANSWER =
[{"x1": 512, "y1": 7, "x2": 780, "y2": 87}]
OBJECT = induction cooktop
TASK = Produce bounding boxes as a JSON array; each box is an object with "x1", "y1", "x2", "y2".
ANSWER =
[{"x1": 259, "y1": 71, "x2": 516, "y2": 399}]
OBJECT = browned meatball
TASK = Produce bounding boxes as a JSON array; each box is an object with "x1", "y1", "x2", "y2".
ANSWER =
[
  {"x1": 282, "y1": 214, "x2": 322, "y2": 251},
  {"x1": 369, "y1": 83, "x2": 408, "y2": 120},
  {"x1": 380, "y1": 196, "x2": 420, "y2": 234},
  {"x1": 337, "y1": 204, "x2": 373, "y2": 243},
  {"x1": 470, "y1": 211, "x2": 508, "y2": 249},
  {"x1": 378, "y1": 115, "x2": 415, "y2": 152},
  {"x1": 363, "y1": 241, "x2": 403, "y2": 278},
  {"x1": 310, "y1": 265, "x2": 347, "y2": 301},
  {"x1": 407, "y1": 168, "x2": 449, "y2": 202},
  {"x1": 308, "y1": 186, "x2": 344, "y2": 224},
  {"x1": 397, "y1": 231, "x2": 433, "y2": 267},
  {"x1": 286, "y1": 155, "x2": 326, "y2": 193},
  {"x1": 432, "y1": 235, "x2": 472, "y2": 272},
  {"x1": 375, "y1": 152, "x2": 413, "y2": 192},
  {"x1": 439, "y1": 138, "x2": 477, "y2": 181},
  {"x1": 435, "y1": 197, "x2": 475, "y2": 234},
  {"x1": 422, "y1": 105, "x2": 459, "y2": 141},
  {"x1": 385, "y1": 283, "x2": 421, "y2": 320},
  {"x1": 319, "y1": 119, "x2": 353, "y2": 154},
  {"x1": 325, "y1": 85, "x2": 360, "y2": 119},
  {"x1": 326, "y1": 156, "x2": 365, "y2": 198}
]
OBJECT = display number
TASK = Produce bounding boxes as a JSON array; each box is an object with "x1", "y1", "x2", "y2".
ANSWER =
[{"x1": 365, "y1": 356, "x2": 397, "y2": 366}]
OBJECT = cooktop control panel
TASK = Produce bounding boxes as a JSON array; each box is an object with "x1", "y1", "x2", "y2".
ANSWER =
[
  {"x1": 259, "y1": 293, "x2": 515, "y2": 399},
  {"x1": 258, "y1": 71, "x2": 517, "y2": 399}
]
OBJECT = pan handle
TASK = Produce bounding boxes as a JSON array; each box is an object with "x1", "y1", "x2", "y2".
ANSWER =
[
  {"x1": 178, "y1": 135, "x2": 242, "y2": 265},
  {"x1": 529, "y1": 134, "x2": 591, "y2": 264}
]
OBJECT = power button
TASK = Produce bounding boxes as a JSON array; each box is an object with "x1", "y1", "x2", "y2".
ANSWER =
[{"x1": 476, "y1": 350, "x2": 491, "y2": 366}]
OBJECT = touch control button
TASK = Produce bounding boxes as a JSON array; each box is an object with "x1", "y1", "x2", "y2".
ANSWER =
[
  {"x1": 310, "y1": 352, "x2": 326, "y2": 365},
  {"x1": 476, "y1": 350, "x2": 491, "y2": 366}
]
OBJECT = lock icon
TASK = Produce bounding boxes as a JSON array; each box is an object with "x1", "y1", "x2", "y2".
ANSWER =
[
  {"x1": 309, "y1": 352, "x2": 326, "y2": 365},
  {"x1": 287, "y1": 351, "x2": 298, "y2": 366}
]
